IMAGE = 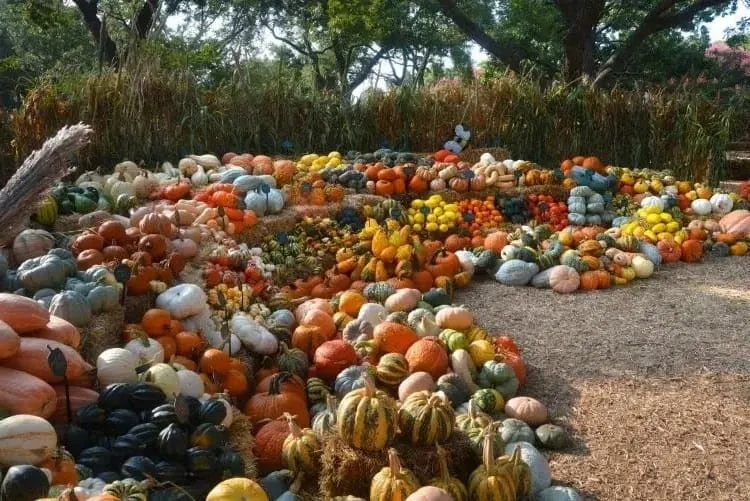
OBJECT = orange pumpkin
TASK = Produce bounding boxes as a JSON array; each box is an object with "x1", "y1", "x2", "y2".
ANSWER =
[
  {"x1": 581, "y1": 255, "x2": 601, "y2": 271},
  {"x1": 404, "y1": 337, "x2": 449, "y2": 379},
  {"x1": 141, "y1": 309, "x2": 172, "y2": 337},
  {"x1": 223, "y1": 369, "x2": 249, "y2": 397},
  {"x1": 301, "y1": 309, "x2": 336, "y2": 339},
  {"x1": 313, "y1": 340, "x2": 358, "y2": 382},
  {"x1": 681, "y1": 239, "x2": 703, "y2": 263},
  {"x1": 484, "y1": 231, "x2": 508, "y2": 253},
  {"x1": 412, "y1": 270, "x2": 434, "y2": 293},
  {"x1": 199, "y1": 348, "x2": 231, "y2": 377},
  {"x1": 156, "y1": 336, "x2": 177, "y2": 361},
  {"x1": 254, "y1": 419, "x2": 291, "y2": 475},
  {"x1": 714, "y1": 232, "x2": 740, "y2": 245},
  {"x1": 579, "y1": 271, "x2": 599, "y2": 290},
  {"x1": 497, "y1": 350, "x2": 526, "y2": 386},
  {"x1": 494, "y1": 336, "x2": 521, "y2": 356},
  {"x1": 425, "y1": 249, "x2": 460, "y2": 278},
  {"x1": 375, "y1": 180, "x2": 394, "y2": 196},
  {"x1": 244, "y1": 376, "x2": 309, "y2": 428},
  {"x1": 292, "y1": 325, "x2": 329, "y2": 358},
  {"x1": 175, "y1": 331, "x2": 203, "y2": 357},
  {"x1": 373, "y1": 321, "x2": 418, "y2": 354},
  {"x1": 595, "y1": 270, "x2": 611, "y2": 289},
  {"x1": 657, "y1": 239, "x2": 682, "y2": 263},
  {"x1": 39, "y1": 449, "x2": 78, "y2": 485},
  {"x1": 408, "y1": 176, "x2": 428, "y2": 193}
]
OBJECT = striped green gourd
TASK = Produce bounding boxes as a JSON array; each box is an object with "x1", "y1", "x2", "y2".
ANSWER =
[
  {"x1": 468, "y1": 427, "x2": 520, "y2": 501},
  {"x1": 376, "y1": 353, "x2": 409, "y2": 386},
  {"x1": 305, "y1": 377, "x2": 331, "y2": 405},
  {"x1": 429, "y1": 444, "x2": 468, "y2": 501},
  {"x1": 311, "y1": 393, "x2": 337, "y2": 437},
  {"x1": 336, "y1": 374, "x2": 398, "y2": 451},
  {"x1": 281, "y1": 412, "x2": 321, "y2": 475},
  {"x1": 398, "y1": 391, "x2": 454, "y2": 445},
  {"x1": 370, "y1": 448, "x2": 420, "y2": 501}
]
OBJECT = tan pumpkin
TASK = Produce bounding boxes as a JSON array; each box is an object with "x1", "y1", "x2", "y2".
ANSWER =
[
  {"x1": 504, "y1": 396, "x2": 548, "y2": 426},
  {"x1": 434, "y1": 307, "x2": 473, "y2": 331},
  {"x1": 0, "y1": 293, "x2": 50, "y2": 333},
  {"x1": 0, "y1": 337, "x2": 92, "y2": 384}
]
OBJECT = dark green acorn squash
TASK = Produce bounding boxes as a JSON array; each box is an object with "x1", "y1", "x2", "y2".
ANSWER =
[
  {"x1": 77, "y1": 446, "x2": 114, "y2": 473},
  {"x1": 198, "y1": 399, "x2": 228, "y2": 426},
  {"x1": 121, "y1": 455, "x2": 157, "y2": 481},
  {"x1": 185, "y1": 447, "x2": 219, "y2": 477},
  {"x1": 97, "y1": 471, "x2": 121, "y2": 483},
  {"x1": 154, "y1": 461, "x2": 187, "y2": 483},
  {"x1": 111, "y1": 434, "x2": 147, "y2": 458},
  {"x1": 131, "y1": 383, "x2": 167, "y2": 411},
  {"x1": 1, "y1": 465, "x2": 50, "y2": 501},
  {"x1": 76, "y1": 403, "x2": 107, "y2": 427},
  {"x1": 157, "y1": 423, "x2": 189, "y2": 459},
  {"x1": 59, "y1": 424, "x2": 92, "y2": 456},
  {"x1": 149, "y1": 403, "x2": 178, "y2": 429},
  {"x1": 183, "y1": 395, "x2": 202, "y2": 427},
  {"x1": 422, "y1": 287, "x2": 451, "y2": 307},
  {"x1": 259, "y1": 470, "x2": 294, "y2": 499},
  {"x1": 98, "y1": 383, "x2": 135, "y2": 410},
  {"x1": 436, "y1": 372, "x2": 471, "y2": 407},
  {"x1": 104, "y1": 408, "x2": 141, "y2": 436},
  {"x1": 217, "y1": 448, "x2": 245, "y2": 477},
  {"x1": 190, "y1": 422, "x2": 229, "y2": 450},
  {"x1": 127, "y1": 423, "x2": 161, "y2": 450}
]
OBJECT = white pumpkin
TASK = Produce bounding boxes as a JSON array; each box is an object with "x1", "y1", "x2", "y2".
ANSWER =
[
  {"x1": 450, "y1": 349, "x2": 478, "y2": 392},
  {"x1": 74, "y1": 477, "x2": 107, "y2": 500},
  {"x1": 384, "y1": 288, "x2": 421, "y2": 312},
  {"x1": 709, "y1": 193, "x2": 733, "y2": 215},
  {"x1": 454, "y1": 250, "x2": 476, "y2": 276},
  {"x1": 156, "y1": 284, "x2": 207, "y2": 319},
  {"x1": 690, "y1": 198, "x2": 712, "y2": 216},
  {"x1": 132, "y1": 172, "x2": 159, "y2": 199},
  {"x1": 504, "y1": 442, "x2": 551, "y2": 495},
  {"x1": 97, "y1": 348, "x2": 138, "y2": 386},
  {"x1": 142, "y1": 363, "x2": 181, "y2": 399},
  {"x1": 357, "y1": 303, "x2": 387, "y2": 327},
  {"x1": 230, "y1": 313, "x2": 278, "y2": 355},
  {"x1": 0, "y1": 415, "x2": 57, "y2": 466},
  {"x1": 124, "y1": 337, "x2": 165, "y2": 365},
  {"x1": 631, "y1": 256, "x2": 654, "y2": 278},
  {"x1": 176, "y1": 368, "x2": 205, "y2": 398},
  {"x1": 639, "y1": 195, "x2": 664, "y2": 211},
  {"x1": 191, "y1": 165, "x2": 209, "y2": 186},
  {"x1": 415, "y1": 315, "x2": 440, "y2": 338}
]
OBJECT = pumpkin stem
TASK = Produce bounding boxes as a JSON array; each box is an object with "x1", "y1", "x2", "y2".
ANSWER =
[
  {"x1": 481, "y1": 424, "x2": 496, "y2": 472},
  {"x1": 387, "y1": 448, "x2": 402, "y2": 477},
  {"x1": 282, "y1": 412, "x2": 303, "y2": 437},
  {"x1": 289, "y1": 472, "x2": 305, "y2": 493},
  {"x1": 436, "y1": 444, "x2": 451, "y2": 480},
  {"x1": 325, "y1": 393, "x2": 337, "y2": 413},
  {"x1": 268, "y1": 371, "x2": 293, "y2": 395},
  {"x1": 361, "y1": 371, "x2": 377, "y2": 397}
]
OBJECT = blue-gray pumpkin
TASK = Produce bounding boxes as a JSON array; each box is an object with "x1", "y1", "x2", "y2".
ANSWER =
[{"x1": 49, "y1": 290, "x2": 92, "y2": 326}]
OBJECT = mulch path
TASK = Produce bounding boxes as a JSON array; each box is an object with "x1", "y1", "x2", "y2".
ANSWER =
[{"x1": 456, "y1": 257, "x2": 750, "y2": 500}]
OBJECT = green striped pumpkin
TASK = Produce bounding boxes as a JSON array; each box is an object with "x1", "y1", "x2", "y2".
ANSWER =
[
  {"x1": 36, "y1": 196, "x2": 58, "y2": 226},
  {"x1": 456, "y1": 400, "x2": 493, "y2": 434},
  {"x1": 470, "y1": 388, "x2": 505, "y2": 415},
  {"x1": 439, "y1": 329, "x2": 468, "y2": 352},
  {"x1": 278, "y1": 342, "x2": 309, "y2": 378},
  {"x1": 429, "y1": 444, "x2": 468, "y2": 501},
  {"x1": 311, "y1": 393, "x2": 337, "y2": 437},
  {"x1": 102, "y1": 478, "x2": 148, "y2": 501},
  {"x1": 364, "y1": 282, "x2": 396, "y2": 303},
  {"x1": 615, "y1": 235, "x2": 641, "y2": 252},
  {"x1": 559, "y1": 250, "x2": 588, "y2": 273},
  {"x1": 336, "y1": 374, "x2": 398, "y2": 451},
  {"x1": 376, "y1": 353, "x2": 409, "y2": 386},
  {"x1": 468, "y1": 429, "x2": 520, "y2": 501},
  {"x1": 398, "y1": 391, "x2": 454, "y2": 445},
  {"x1": 305, "y1": 377, "x2": 331, "y2": 405},
  {"x1": 281, "y1": 413, "x2": 321, "y2": 475},
  {"x1": 370, "y1": 448, "x2": 420, "y2": 501}
]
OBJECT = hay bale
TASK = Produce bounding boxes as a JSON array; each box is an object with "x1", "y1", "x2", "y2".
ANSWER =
[
  {"x1": 319, "y1": 431, "x2": 478, "y2": 499},
  {"x1": 79, "y1": 305, "x2": 124, "y2": 365},
  {"x1": 228, "y1": 406, "x2": 258, "y2": 480}
]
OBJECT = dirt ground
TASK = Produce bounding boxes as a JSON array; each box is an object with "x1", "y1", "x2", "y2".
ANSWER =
[{"x1": 457, "y1": 257, "x2": 750, "y2": 500}]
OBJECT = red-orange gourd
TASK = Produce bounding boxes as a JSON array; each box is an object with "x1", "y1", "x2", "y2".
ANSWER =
[
  {"x1": 373, "y1": 321, "x2": 418, "y2": 354},
  {"x1": 404, "y1": 337, "x2": 449, "y2": 379},
  {"x1": 313, "y1": 340, "x2": 358, "y2": 382}
]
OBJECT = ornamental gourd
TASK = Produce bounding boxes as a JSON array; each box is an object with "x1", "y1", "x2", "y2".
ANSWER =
[
  {"x1": 428, "y1": 444, "x2": 468, "y2": 501},
  {"x1": 281, "y1": 412, "x2": 320, "y2": 475},
  {"x1": 468, "y1": 430, "x2": 525, "y2": 501},
  {"x1": 630, "y1": 256, "x2": 654, "y2": 278},
  {"x1": 370, "y1": 449, "x2": 420, "y2": 501},
  {"x1": 495, "y1": 260, "x2": 539, "y2": 286},
  {"x1": 312, "y1": 394, "x2": 338, "y2": 437},
  {"x1": 376, "y1": 353, "x2": 410, "y2": 386},
  {"x1": 384, "y1": 288, "x2": 421, "y2": 312},
  {"x1": 337, "y1": 374, "x2": 398, "y2": 451},
  {"x1": 548, "y1": 265, "x2": 580, "y2": 294},
  {"x1": 49, "y1": 291, "x2": 92, "y2": 327},
  {"x1": 398, "y1": 391, "x2": 454, "y2": 445},
  {"x1": 477, "y1": 360, "x2": 520, "y2": 399},
  {"x1": 434, "y1": 306, "x2": 473, "y2": 330},
  {"x1": 503, "y1": 441, "x2": 550, "y2": 495}
]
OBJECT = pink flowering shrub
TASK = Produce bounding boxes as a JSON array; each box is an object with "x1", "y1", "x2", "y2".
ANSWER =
[{"x1": 705, "y1": 42, "x2": 750, "y2": 75}]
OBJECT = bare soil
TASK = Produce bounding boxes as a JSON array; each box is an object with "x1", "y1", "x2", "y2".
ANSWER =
[{"x1": 457, "y1": 257, "x2": 750, "y2": 500}]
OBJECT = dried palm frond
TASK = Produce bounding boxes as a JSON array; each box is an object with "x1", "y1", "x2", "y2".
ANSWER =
[{"x1": 0, "y1": 123, "x2": 92, "y2": 247}]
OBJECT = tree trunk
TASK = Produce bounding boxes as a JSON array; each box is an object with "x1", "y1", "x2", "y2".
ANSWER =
[
  {"x1": 563, "y1": 27, "x2": 596, "y2": 80},
  {"x1": 72, "y1": 0, "x2": 118, "y2": 65}
]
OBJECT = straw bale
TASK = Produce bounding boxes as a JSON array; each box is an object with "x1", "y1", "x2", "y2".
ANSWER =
[
  {"x1": 228, "y1": 405, "x2": 258, "y2": 480},
  {"x1": 79, "y1": 305, "x2": 124, "y2": 365}
]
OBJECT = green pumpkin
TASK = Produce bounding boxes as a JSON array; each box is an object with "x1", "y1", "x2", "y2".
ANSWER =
[
  {"x1": 535, "y1": 423, "x2": 567, "y2": 449},
  {"x1": 36, "y1": 195, "x2": 58, "y2": 226},
  {"x1": 49, "y1": 290, "x2": 92, "y2": 326},
  {"x1": 17, "y1": 254, "x2": 68, "y2": 293},
  {"x1": 470, "y1": 388, "x2": 504, "y2": 415},
  {"x1": 364, "y1": 281, "x2": 396, "y2": 303},
  {"x1": 87, "y1": 285, "x2": 120, "y2": 314},
  {"x1": 260, "y1": 470, "x2": 294, "y2": 499},
  {"x1": 500, "y1": 418, "x2": 536, "y2": 444},
  {"x1": 305, "y1": 377, "x2": 331, "y2": 405},
  {"x1": 190, "y1": 422, "x2": 229, "y2": 450},
  {"x1": 436, "y1": 372, "x2": 471, "y2": 408},
  {"x1": 376, "y1": 353, "x2": 409, "y2": 386},
  {"x1": 474, "y1": 250, "x2": 499, "y2": 271},
  {"x1": 102, "y1": 478, "x2": 149, "y2": 501},
  {"x1": 535, "y1": 486, "x2": 583, "y2": 501},
  {"x1": 398, "y1": 391, "x2": 454, "y2": 445},
  {"x1": 477, "y1": 360, "x2": 520, "y2": 399},
  {"x1": 278, "y1": 342, "x2": 309, "y2": 378},
  {"x1": 422, "y1": 287, "x2": 451, "y2": 307},
  {"x1": 559, "y1": 250, "x2": 588, "y2": 273},
  {"x1": 337, "y1": 375, "x2": 398, "y2": 451},
  {"x1": 439, "y1": 328, "x2": 468, "y2": 352},
  {"x1": 334, "y1": 364, "x2": 372, "y2": 398},
  {"x1": 71, "y1": 193, "x2": 97, "y2": 213}
]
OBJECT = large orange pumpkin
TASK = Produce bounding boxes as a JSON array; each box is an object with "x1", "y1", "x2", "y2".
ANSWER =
[
  {"x1": 484, "y1": 231, "x2": 508, "y2": 253},
  {"x1": 300, "y1": 309, "x2": 336, "y2": 339},
  {"x1": 404, "y1": 337, "x2": 449, "y2": 379},
  {"x1": 313, "y1": 340, "x2": 358, "y2": 382},
  {"x1": 244, "y1": 375, "x2": 309, "y2": 428},
  {"x1": 373, "y1": 321, "x2": 418, "y2": 354},
  {"x1": 291, "y1": 325, "x2": 329, "y2": 358},
  {"x1": 657, "y1": 239, "x2": 682, "y2": 263},
  {"x1": 681, "y1": 239, "x2": 703, "y2": 263},
  {"x1": 254, "y1": 419, "x2": 291, "y2": 475}
]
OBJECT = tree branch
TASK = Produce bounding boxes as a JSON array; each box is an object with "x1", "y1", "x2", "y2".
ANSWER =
[
  {"x1": 435, "y1": 0, "x2": 521, "y2": 70},
  {"x1": 71, "y1": 0, "x2": 118, "y2": 65},
  {"x1": 135, "y1": 0, "x2": 159, "y2": 39},
  {"x1": 348, "y1": 45, "x2": 391, "y2": 93},
  {"x1": 594, "y1": 0, "x2": 731, "y2": 85}
]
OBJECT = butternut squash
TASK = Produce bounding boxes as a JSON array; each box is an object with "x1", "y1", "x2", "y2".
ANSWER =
[
  {"x1": 0, "y1": 319, "x2": 20, "y2": 359},
  {"x1": 0, "y1": 366, "x2": 57, "y2": 418},
  {"x1": 50, "y1": 386, "x2": 99, "y2": 424},
  {"x1": 0, "y1": 337, "x2": 92, "y2": 384},
  {"x1": 0, "y1": 293, "x2": 50, "y2": 333},
  {"x1": 26, "y1": 316, "x2": 81, "y2": 349}
]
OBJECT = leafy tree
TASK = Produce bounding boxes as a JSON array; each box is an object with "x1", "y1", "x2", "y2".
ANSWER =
[{"x1": 433, "y1": 0, "x2": 738, "y2": 84}]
